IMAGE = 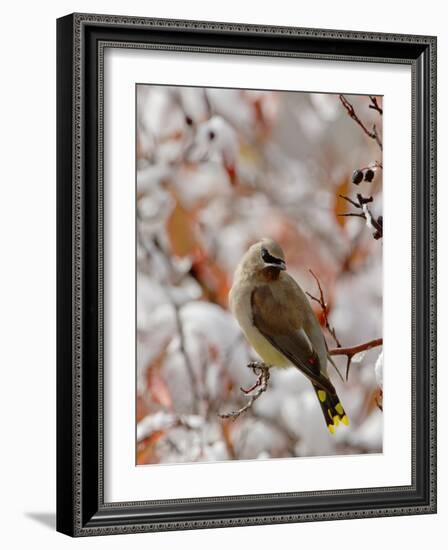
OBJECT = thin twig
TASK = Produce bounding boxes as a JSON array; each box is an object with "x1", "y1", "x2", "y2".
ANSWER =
[
  {"x1": 339, "y1": 194, "x2": 362, "y2": 209},
  {"x1": 338, "y1": 193, "x2": 383, "y2": 240},
  {"x1": 339, "y1": 212, "x2": 366, "y2": 219},
  {"x1": 218, "y1": 362, "x2": 270, "y2": 420},
  {"x1": 339, "y1": 94, "x2": 383, "y2": 151},
  {"x1": 369, "y1": 96, "x2": 383, "y2": 115},
  {"x1": 372, "y1": 123, "x2": 383, "y2": 150},
  {"x1": 375, "y1": 389, "x2": 384, "y2": 411},
  {"x1": 306, "y1": 269, "x2": 342, "y2": 348},
  {"x1": 329, "y1": 338, "x2": 383, "y2": 380},
  {"x1": 327, "y1": 353, "x2": 345, "y2": 383}
]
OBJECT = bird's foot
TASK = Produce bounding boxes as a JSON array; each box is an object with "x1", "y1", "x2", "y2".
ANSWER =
[
  {"x1": 240, "y1": 362, "x2": 270, "y2": 394},
  {"x1": 218, "y1": 362, "x2": 270, "y2": 420},
  {"x1": 240, "y1": 379, "x2": 261, "y2": 394}
]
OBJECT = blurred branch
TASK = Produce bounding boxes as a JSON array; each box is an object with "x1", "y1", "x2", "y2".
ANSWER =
[
  {"x1": 137, "y1": 222, "x2": 201, "y2": 413},
  {"x1": 218, "y1": 362, "x2": 270, "y2": 420},
  {"x1": 306, "y1": 269, "x2": 342, "y2": 348},
  {"x1": 172, "y1": 301, "x2": 201, "y2": 414},
  {"x1": 250, "y1": 412, "x2": 298, "y2": 456},
  {"x1": 339, "y1": 94, "x2": 383, "y2": 151},
  {"x1": 137, "y1": 413, "x2": 203, "y2": 443},
  {"x1": 329, "y1": 338, "x2": 383, "y2": 381}
]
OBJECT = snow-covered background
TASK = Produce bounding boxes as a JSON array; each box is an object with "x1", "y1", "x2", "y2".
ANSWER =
[{"x1": 136, "y1": 85, "x2": 383, "y2": 465}]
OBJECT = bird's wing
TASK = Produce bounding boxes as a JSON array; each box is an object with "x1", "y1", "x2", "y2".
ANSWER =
[{"x1": 251, "y1": 284, "x2": 335, "y2": 394}]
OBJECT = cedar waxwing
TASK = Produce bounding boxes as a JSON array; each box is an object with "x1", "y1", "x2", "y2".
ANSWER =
[{"x1": 229, "y1": 238, "x2": 348, "y2": 433}]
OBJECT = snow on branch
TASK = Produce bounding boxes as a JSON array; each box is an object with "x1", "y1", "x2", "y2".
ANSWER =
[{"x1": 339, "y1": 193, "x2": 383, "y2": 240}]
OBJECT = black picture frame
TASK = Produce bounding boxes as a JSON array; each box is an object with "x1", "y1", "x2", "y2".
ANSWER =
[{"x1": 57, "y1": 13, "x2": 437, "y2": 537}]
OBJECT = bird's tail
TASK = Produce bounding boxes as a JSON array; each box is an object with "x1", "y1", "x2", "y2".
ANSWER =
[{"x1": 313, "y1": 384, "x2": 349, "y2": 434}]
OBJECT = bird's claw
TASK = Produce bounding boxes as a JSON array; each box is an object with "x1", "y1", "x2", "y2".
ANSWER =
[{"x1": 240, "y1": 379, "x2": 262, "y2": 394}]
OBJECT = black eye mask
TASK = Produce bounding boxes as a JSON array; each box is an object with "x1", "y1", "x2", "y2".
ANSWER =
[{"x1": 261, "y1": 248, "x2": 284, "y2": 266}]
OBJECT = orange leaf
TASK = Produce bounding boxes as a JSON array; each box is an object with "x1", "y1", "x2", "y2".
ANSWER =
[
  {"x1": 136, "y1": 430, "x2": 166, "y2": 465},
  {"x1": 166, "y1": 199, "x2": 198, "y2": 258},
  {"x1": 334, "y1": 176, "x2": 351, "y2": 228},
  {"x1": 191, "y1": 253, "x2": 230, "y2": 309}
]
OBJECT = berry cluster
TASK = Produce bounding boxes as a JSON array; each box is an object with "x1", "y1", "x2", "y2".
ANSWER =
[{"x1": 352, "y1": 167, "x2": 375, "y2": 185}]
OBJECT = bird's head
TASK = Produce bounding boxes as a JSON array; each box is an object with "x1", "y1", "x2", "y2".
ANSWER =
[{"x1": 239, "y1": 238, "x2": 286, "y2": 281}]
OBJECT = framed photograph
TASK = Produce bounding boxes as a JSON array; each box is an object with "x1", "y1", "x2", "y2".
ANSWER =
[{"x1": 56, "y1": 13, "x2": 437, "y2": 536}]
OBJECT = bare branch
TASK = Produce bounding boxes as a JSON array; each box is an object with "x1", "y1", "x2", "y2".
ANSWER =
[
  {"x1": 329, "y1": 338, "x2": 383, "y2": 380},
  {"x1": 218, "y1": 362, "x2": 270, "y2": 420},
  {"x1": 305, "y1": 271, "x2": 383, "y2": 383},
  {"x1": 306, "y1": 269, "x2": 342, "y2": 348},
  {"x1": 339, "y1": 94, "x2": 383, "y2": 151},
  {"x1": 338, "y1": 193, "x2": 383, "y2": 240},
  {"x1": 329, "y1": 338, "x2": 383, "y2": 357}
]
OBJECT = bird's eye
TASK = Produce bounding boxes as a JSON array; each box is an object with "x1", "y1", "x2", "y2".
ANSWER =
[{"x1": 261, "y1": 248, "x2": 283, "y2": 265}]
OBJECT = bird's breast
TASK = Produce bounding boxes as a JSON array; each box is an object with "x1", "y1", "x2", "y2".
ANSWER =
[{"x1": 229, "y1": 282, "x2": 290, "y2": 368}]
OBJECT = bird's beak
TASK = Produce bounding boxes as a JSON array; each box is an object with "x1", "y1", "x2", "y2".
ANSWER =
[{"x1": 265, "y1": 260, "x2": 286, "y2": 271}]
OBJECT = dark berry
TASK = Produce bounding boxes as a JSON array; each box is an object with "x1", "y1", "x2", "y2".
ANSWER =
[
  {"x1": 364, "y1": 169, "x2": 375, "y2": 182},
  {"x1": 352, "y1": 169, "x2": 363, "y2": 185}
]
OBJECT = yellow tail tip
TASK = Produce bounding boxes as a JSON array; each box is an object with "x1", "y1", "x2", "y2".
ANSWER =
[
  {"x1": 318, "y1": 390, "x2": 326, "y2": 402},
  {"x1": 328, "y1": 424, "x2": 335, "y2": 434},
  {"x1": 335, "y1": 403, "x2": 344, "y2": 415},
  {"x1": 341, "y1": 415, "x2": 349, "y2": 426},
  {"x1": 333, "y1": 415, "x2": 340, "y2": 426}
]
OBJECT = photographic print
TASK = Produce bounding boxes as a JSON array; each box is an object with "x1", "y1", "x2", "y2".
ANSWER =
[
  {"x1": 136, "y1": 85, "x2": 384, "y2": 465},
  {"x1": 57, "y1": 15, "x2": 436, "y2": 534}
]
